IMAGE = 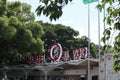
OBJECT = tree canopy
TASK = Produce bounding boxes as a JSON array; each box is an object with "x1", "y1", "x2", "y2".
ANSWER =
[
  {"x1": 0, "y1": 0, "x2": 44, "y2": 65},
  {"x1": 40, "y1": 21, "x2": 99, "y2": 58}
]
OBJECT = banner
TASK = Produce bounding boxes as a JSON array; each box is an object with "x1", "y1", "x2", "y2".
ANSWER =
[
  {"x1": 62, "y1": 51, "x2": 69, "y2": 61},
  {"x1": 28, "y1": 54, "x2": 44, "y2": 63},
  {"x1": 72, "y1": 47, "x2": 87, "y2": 60}
]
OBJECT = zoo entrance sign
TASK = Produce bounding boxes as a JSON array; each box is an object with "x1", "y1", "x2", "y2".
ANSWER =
[{"x1": 28, "y1": 43, "x2": 87, "y2": 63}]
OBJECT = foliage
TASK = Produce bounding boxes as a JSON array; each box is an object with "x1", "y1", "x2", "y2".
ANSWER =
[
  {"x1": 36, "y1": 0, "x2": 73, "y2": 21},
  {"x1": 0, "y1": 1, "x2": 44, "y2": 65},
  {"x1": 97, "y1": 0, "x2": 120, "y2": 71},
  {"x1": 7, "y1": 1, "x2": 35, "y2": 23},
  {"x1": 0, "y1": 0, "x2": 6, "y2": 16},
  {"x1": 39, "y1": 21, "x2": 99, "y2": 58}
]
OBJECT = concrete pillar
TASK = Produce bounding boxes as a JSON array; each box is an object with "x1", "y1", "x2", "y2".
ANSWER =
[{"x1": 22, "y1": 69, "x2": 32, "y2": 80}]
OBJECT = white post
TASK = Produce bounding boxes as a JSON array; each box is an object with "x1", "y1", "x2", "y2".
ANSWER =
[
  {"x1": 87, "y1": 3, "x2": 91, "y2": 80},
  {"x1": 98, "y1": 0, "x2": 101, "y2": 80},
  {"x1": 103, "y1": 6, "x2": 107, "y2": 80}
]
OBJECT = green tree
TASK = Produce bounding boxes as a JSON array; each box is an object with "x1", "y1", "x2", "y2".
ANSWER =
[
  {"x1": 36, "y1": 0, "x2": 73, "y2": 21},
  {"x1": 0, "y1": 1, "x2": 44, "y2": 65},
  {"x1": 0, "y1": 0, "x2": 6, "y2": 16},
  {"x1": 97, "y1": 0, "x2": 120, "y2": 71},
  {"x1": 7, "y1": 1, "x2": 35, "y2": 23},
  {"x1": 40, "y1": 22, "x2": 99, "y2": 58}
]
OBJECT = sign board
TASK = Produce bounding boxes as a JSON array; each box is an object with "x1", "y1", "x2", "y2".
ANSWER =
[
  {"x1": 27, "y1": 43, "x2": 87, "y2": 63},
  {"x1": 48, "y1": 43, "x2": 62, "y2": 61}
]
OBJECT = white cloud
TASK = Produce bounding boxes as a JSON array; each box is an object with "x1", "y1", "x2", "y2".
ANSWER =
[
  {"x1": 73, "y1": 26, "x2": 88, "y2": 37},
  {"x1": 51, "y1": 20, "x2": 104, "y2": 44},
  {"x1": 51, "y1": 20, "x2": 74, "y2": 27},
  {"x1": 51, "y1": 20, "x2": 88, "y2": 37},
  {"x1": 90, "y1": 22, "x2": 105, "y2": 44}
]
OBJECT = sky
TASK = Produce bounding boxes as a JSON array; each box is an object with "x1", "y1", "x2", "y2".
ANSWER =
[{"x1": 8, "y1": 0, "x2": 105, "y2": 44}]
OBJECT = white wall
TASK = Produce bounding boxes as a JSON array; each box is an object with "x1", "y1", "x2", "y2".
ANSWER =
[{"x1": 100, "y1": 53, "x2": 120, "y2": 80}]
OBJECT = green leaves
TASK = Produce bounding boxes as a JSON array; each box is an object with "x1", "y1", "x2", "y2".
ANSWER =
[
  {"x1": 113, "y1": 54, "x2": 120, "y2": 72},
  {"x1": 0, "y1": 16, "x2": 8, "y2": 28},
  {"x1": 114, "y1": 22, "x2": 120, "y2": 30},
  {"x1": 113, "y1": 33, "x2": 120, "y2": 52},
  {"x1": 98, "y1": 0, "x2": 120, "y2": 71},
  {"x1": 3, "y1": 26, "x2": 17, "y2": 40},
  {"x1": 31, "y1": 38, "x2": 44, "y2": 54},
  {"x1": 0, "y1": 16, "x2": 17, "y2": 41},
  {"x1": 36, "y1": 0, "x2": 73, "y2": 21},
  {"x1": 36, "y1": 3, "x2": 63, "y2": 21},
  {"x1": 0, "y1": 0, "x2": 6, "y2": 16},
  {"x1": 7, "y1": 1, "x2": 35, "y2": 23},
  {"x1": 113, "y1": 31, "x2": 120, "y2": 69},
  {"x1": 28, "y1": 22, "x2": 44, "y2": 38},
  {"x1": 101, "y1": 28, "x2": 111, "y2": 44},
  {"x1": 9, "y1": 16, "x2": 19, "y2": 27},
  {"x1": 0, "y1": 1, "x2": 45, "y2": 65}
]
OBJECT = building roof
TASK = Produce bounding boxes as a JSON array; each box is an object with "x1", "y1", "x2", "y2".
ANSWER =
[{"x1": 0, "y1": 58, "x2": 99, "y2": 71}]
